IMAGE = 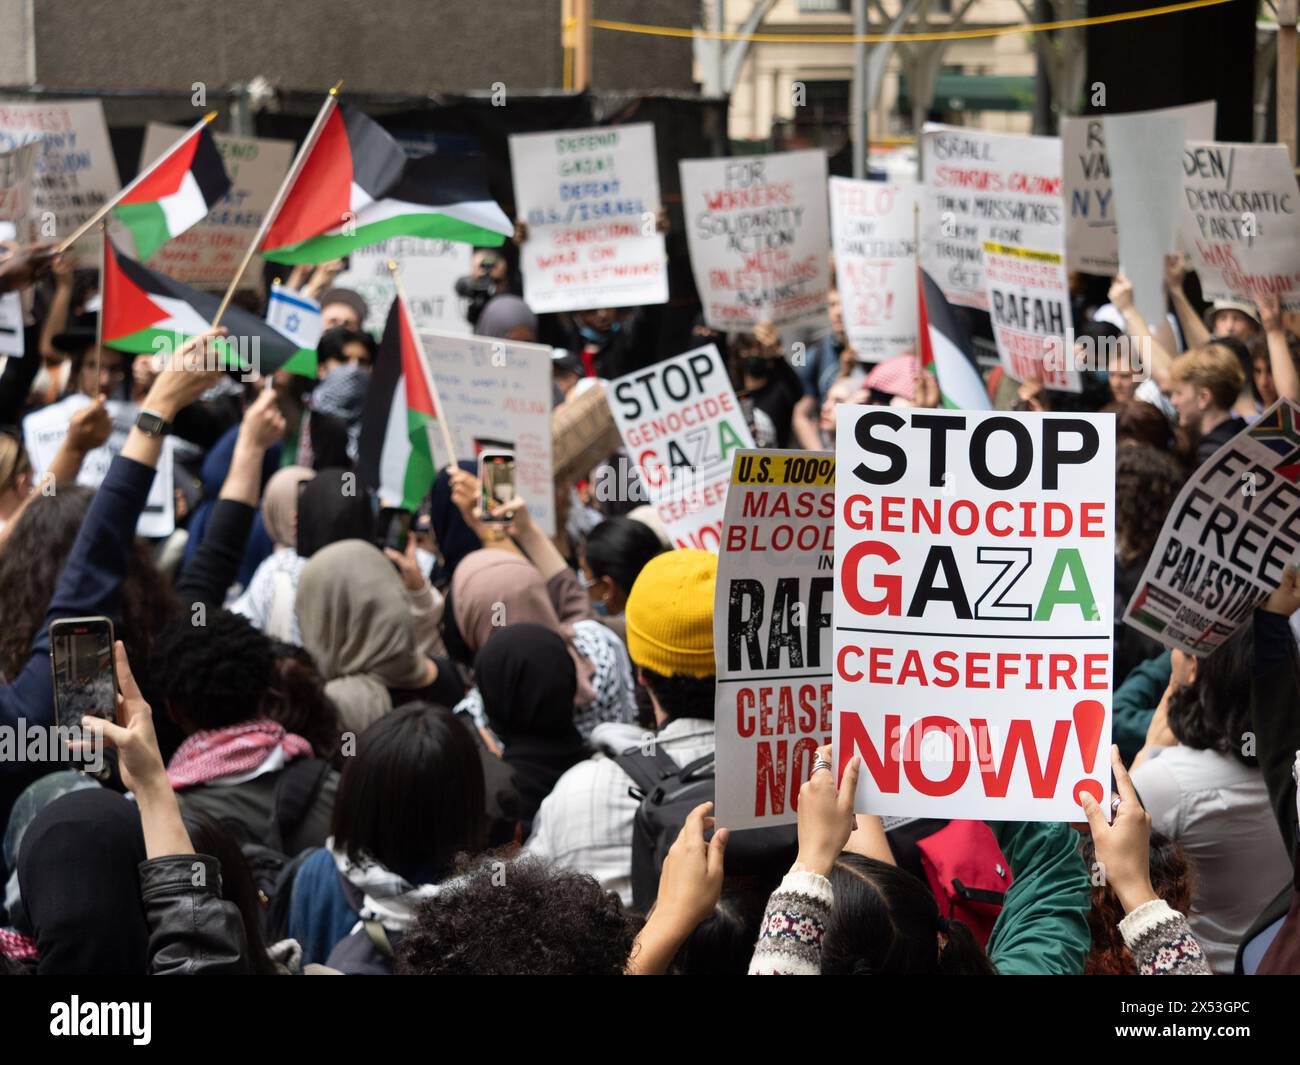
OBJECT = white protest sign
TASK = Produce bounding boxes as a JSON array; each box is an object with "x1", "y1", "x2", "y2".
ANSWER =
[
  {"x1": 23, "y1": 395, "x2": 176, "y2": 537},
  {"x1": 509, "y1": 124, "x2": 667, "y2": 313},
  {"x1": 1178, "y1": 141, "x2": 1300, "y2": 311},
  {"x1": 1123, "y1": 401, "x2": 1300, "y2": 656},
  {"x1": 336, "y1": 238, "x2": 472, "y2": 337},
  {"x1": 833, "y1": 406, "x2": 1114, "y2": 821},
  {"x1": 714, "y1": 449, "x2": 836, "y2": 830},
  {"x1": 679, "y1": 151, "x2": 830, "y2": 331},
  {"x1": 1061, "y1": 101, "x2": 1215, "y2": 276},
  {"x1": 0, "y1": 100, "x2": 120, "y2": 258},
  {"x1": 829, "y1": 178, "x2": 917, "y2": 362},
  {"x1": 418, "y1": 330, "x2": 555, "y2": 535},
  {"x1": 0, "y1": 220, "x2": 22, "y2": 356},
  {"x1": 124, "y1": 123, "x2": 293, "y2": 286},
  {"x1": 919, "y1": 125, "x2": 1064, "y2": 313},
  {"x1": 606, "y1": 344, "x2": 753, "y2": 551},
  {"x1": 983, "y1": 241, "x2": 1079, "y2": 392},
  {"x1": 1105, "y1": 108, "x2": 1202, "y2": 329},
  {"x1": 0, "y1": 141, "x2": 39, "y2": 241}
]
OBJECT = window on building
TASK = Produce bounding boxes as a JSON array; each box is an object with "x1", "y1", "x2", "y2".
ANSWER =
[{"x1": 797, "y1": 0, "x2": 851, "y2": 12}]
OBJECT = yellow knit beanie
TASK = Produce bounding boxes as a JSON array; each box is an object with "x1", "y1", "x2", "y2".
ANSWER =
[{"x1": 624, "y1": 549, "x2": 717, "y2": 679}]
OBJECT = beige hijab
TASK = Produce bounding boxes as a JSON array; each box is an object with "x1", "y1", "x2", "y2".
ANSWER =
[{"x1": 296, "y1": 540, "x2": 431, "y2": 732}]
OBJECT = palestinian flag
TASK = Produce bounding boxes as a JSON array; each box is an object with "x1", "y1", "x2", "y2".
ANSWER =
[
  {"x1": 100, "y1": 239, "x2": 316, "y2": 377},
  {"x1": 917, "y1": 266, "x2": 990, "y2": 411},
  {"x1": 111, "y1": 119, "x2": 230, "y2": 262},
  {"x1": 358, "y1": 297, "x2": 441, "y2": 511},
  {"x1": 260, "y1": 103, "x2": 511, "y2": 264}
]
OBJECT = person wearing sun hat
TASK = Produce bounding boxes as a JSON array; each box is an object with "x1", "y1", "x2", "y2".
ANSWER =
[{"x1": 524, "y1": 550, "x2": 719, "y2": 906}]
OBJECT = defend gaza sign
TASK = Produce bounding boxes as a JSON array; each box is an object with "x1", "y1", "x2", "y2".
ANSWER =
[
  {"x1": 833, "y1": 406, "x2": 1115, "y2": 822},
  {"x1": 606, "y1": 344, "x2": 753, "y2": 550}
]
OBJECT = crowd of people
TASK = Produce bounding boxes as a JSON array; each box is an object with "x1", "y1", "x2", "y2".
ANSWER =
[{"x1": 0, "y1": 206, "x2": 1298, "y2": 978}]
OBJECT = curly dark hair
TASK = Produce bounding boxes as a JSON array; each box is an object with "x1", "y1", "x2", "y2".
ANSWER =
[
  {"x1": 1167, "y1": 625, "x2": 1258, "y2": 765},
  {"x1": 639, "y1": 667, "x2": 716, "y2": 722},
  {"x1": 148, "y1": 609, "x2": 274, "y2": 733},
  {"x1": 395, "y1": 854, "x2": 639, "y2": 975},
  {"x1": 266, "y1": 640, "x2": 343, "y2": 763},
  {"x1": 1114, "y1": 444, "x2": 1186, "y2": 562},
  {"x1": 0, "y1": 486, "x2": 180, "y2": 683},
  {"x1": 1081, "y1": 831, "x2": 1192, "y2": 975}
]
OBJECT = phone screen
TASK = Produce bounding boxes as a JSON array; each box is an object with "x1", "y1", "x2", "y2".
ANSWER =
[
  {"x1": 479, "y1": 452, "x2": 516, "y2": 523},
  {"x1": 51, "y1": 620, "x2": 116, "y2": 731},
  {"x1": 379, "y1": 507, "x2": 413, "y2": 552}
]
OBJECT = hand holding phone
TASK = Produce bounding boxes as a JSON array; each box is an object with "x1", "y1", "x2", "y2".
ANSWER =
[{"x1": 50, "y1": 617, "x2": 117, "y2": 775}]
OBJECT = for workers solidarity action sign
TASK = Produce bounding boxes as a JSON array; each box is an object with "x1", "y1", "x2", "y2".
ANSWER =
[
  {"x1": 606, "y1": 344, "x2": 753, "y2": 551},
  {"x1": 679, "y1": 150, "x2": 830, "y2": 331},
  {"x1": 828, "y1": 178, "x2": 918, "y2": 362},
  {"x1": 714, "y1": 450, "x2": 836, "y2": 830},
  {"x1": 1179, "y1": 141, "x2": 1300, "y2": 311},
  {"x1": 832, "y1": 406, "x2": 1115, "y2": 822},
  {"x1": 509, "y1": 124, "x2": 668, "y2": 314},
  {"x1": 1123, "y1": 401, "x2": 1300, "y2": 656}
]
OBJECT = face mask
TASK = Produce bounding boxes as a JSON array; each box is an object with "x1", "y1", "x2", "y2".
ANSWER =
[
  {"x1": 579, "y1": 320, "x2": 620, "y2": 343},
  {"x1": 741, "y1": 355, "x2": 770, "y2": 380}
]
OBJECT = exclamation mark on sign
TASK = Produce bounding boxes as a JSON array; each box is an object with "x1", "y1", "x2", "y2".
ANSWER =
[{"x1": 1071, "y1": 699, "x2": 1105, "y2": 807}]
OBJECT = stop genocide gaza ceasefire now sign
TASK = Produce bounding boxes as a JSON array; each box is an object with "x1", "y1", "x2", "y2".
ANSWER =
[{"x1": 832, "y1": 406, "x2": 1115, "y2": 823}]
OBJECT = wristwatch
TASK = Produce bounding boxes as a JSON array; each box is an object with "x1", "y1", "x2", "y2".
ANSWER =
[{"x1": 135, "y1": 409, "x2": 171, "y2": 438}]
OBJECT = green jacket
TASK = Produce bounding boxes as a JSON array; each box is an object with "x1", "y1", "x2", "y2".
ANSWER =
[
  {"x1": 986, "y1": 820, "x2": 1091, "y2": 975},
  {"x1": 1112, "y1": 651, "x2": 1171, "y2": 764}
]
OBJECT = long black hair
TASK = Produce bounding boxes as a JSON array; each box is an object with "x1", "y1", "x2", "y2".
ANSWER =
[
  {"x1": 582, "y1": 517, "x2": 665, "y2": 599},
  {"x1": 1167, "y1": 626, "x2": 1258, "y2": 765},
  {"x1": 822, "y1": 853, "x2": 997, "y2": 975}
]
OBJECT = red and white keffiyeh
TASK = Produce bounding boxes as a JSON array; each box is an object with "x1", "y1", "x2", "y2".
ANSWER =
[{"x1": 167, "y1": 719, "x2": 313, "y2": 790}]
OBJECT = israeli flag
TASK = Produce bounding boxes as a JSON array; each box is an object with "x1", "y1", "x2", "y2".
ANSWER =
[{"x1": 266, "y1": 283, "x2": 322, "y2": 350}]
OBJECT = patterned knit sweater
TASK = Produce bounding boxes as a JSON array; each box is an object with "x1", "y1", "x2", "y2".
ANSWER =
[
  {"x1": 1117, "y1": 898, "x2": 1212, "y2": 975},
  {"x1": 748, "y1": 872, "x2": 1212, "y2": 976}
]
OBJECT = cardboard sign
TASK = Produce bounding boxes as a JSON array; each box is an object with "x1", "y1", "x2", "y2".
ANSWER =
[
  {"x1": 123, "y1": 123, "x2": 292, "y2": 286},
  {"x1": 1061, "y1": 101, "x2": 1215, "y2": 276},
  {"x1": 606, "y1": 344, "x2": 754, "y2": 550},
  {"x1": 833, "y1": 406, "x2": 1115, "y2": 821},
  {"x1": 509, "y1": 124, "x2": 667, "y2": 313},
  {"x1": 1123, "y1": 401, "x2": 1300, "y2": 655},
  {"x1": 679, "y1": 151, "x2": 831, "y2": 330},
  {"x1": 0, "y1": 100, "x2": 120, "y2": 259},
  {"x1": 829, "y1": 178, "x2": 917, "y2": 362},
  {"x1": 920, "y1": 125, "x2": 1064, "y2": 312},
  {"x1": 983, "y1": 241, "x2": 1079, "y2": 392},
  {"x1": 1179, "y1": 141, "x2": 1300, "y2": 311},
  {"x1": 335, "y1": 238, "x2": 473, "y2": 337},
  {"x1": 418, "y1": 330, "x2": 555, "y2": 535},
  {"x1": 24, "y1": 395, "x2": 176, "y2": 537},
  {"x1": 0, "y1": 141, "x2": 38, "y2": 240}
]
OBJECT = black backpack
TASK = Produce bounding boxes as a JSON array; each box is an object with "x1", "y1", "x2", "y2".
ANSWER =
[{"x1": 613, "y1": 746, "x2": 798, "y2": 913}]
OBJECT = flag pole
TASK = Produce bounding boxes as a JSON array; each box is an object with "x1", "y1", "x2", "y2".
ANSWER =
[
  {"x1": 56, "y1": 112, "x2": 219, "y2": 255},
  {"x1": 92, "y1": 223, "x2": 105, "y2": 394},
  {"x1": 388, "y1": 259, "x2": 458, "y2": 470},
  {"x1": 209, "y1": 81, "x2": 343, "y2": 331}
]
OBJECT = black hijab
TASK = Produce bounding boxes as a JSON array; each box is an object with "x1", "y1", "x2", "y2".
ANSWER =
[
  {"x1": 474, "y1": 624, "x2": 589, "y2": 827},
  {"x1": 296, "y1": 466, "x2": 375, "y2": 558},
  {"x1": 429, "y1": 460, "x2": 482, "y2": 579},
  {"x1": 17, "y1": 789, "x2": 149, "y2": 975}
]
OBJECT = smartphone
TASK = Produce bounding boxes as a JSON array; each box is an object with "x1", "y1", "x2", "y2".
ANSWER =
[
  {"x1": 50, "y1": 617, "x2": 117, "y2": 773},
  {"x1": 378, "y1": 506, "x2": 413, "y2": 552},
  {"x1": 478, "y1": 450, "x2": 516, "y2": 524}
]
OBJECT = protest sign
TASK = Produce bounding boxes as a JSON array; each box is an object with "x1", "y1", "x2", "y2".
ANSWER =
[
  {"x1": 124, "y1": 123, "x2": 293, "y2": 286},
  {"x1": 1123, "y1": 401, "x2": 1300, "y2": 656},
  {"x1": 336, "y1": 238, "x2": 472, "y2": 336},
  {"x1": 509, "y1": 124, "x2": 667, "y2": 314},
  {"x1": 833, "y1": 406, "x2": 1115, "y2": 821},
  {"x1": 828, "y1": 178, "x2": 917, "y2": 362},
  {"x1": 23, "y1": 395, "x2": 176, "y2": 537},
  {"x1": 0, "y1": 141, "x2": 38, "y2": 241},
  {"x1": 0, "y1": 220, "x2": 23, "y2": 357},
  {"x1": 418, "y1": 330, "x2": 555, "y2": 535},
  {"x1": 919, "y1": 125, "x2": 1064, "y2": 313},
  {"x1": 1105, "y1": 107, "x2": 1211, "y2": 330},
  {"x1": 1061, "y1": 101, "x2": 1215, "y2": 276},
  {"x1": 0, "y1": 100, "x2": 120, "y2": 258},
  {"x1": 983, "y1": 241, "x2": 1079, "y2": 392},
  {"x1": 605, "y1": 344, "x2": 753, "y2": 550},
  {"x1": 679, "y1": 151, "x2": 830, "y2": 331},
  {"x1": 1178, "y1": 141, "x2": 1300, "y2": 311}
]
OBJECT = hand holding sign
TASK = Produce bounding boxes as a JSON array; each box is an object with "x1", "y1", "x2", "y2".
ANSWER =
[
  {"x1": 1080, "y1": 746, "x2": 1157, "y2": 915},
  {"x1": 793, "y1": 746, "x2": 860, "y2": 878}
]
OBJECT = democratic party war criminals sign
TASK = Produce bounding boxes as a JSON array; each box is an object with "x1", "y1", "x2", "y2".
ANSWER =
[
  {"x1": 1123, "y1": 401, "x2": 1300, "y2": 656},
  {"x1": 606, "y1": 344, "x2": 753, "y2": 551},
  {"x1": 714, "y1": 450, "x2": 836, "y2": 830},
  {"x1": 679, "y1": 150, "x2": 830, "y2": 331},
  {"x1": 833, "y1": 406, "x2": 1115, "y2": 822}
]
